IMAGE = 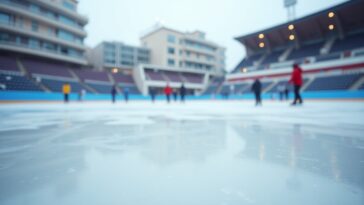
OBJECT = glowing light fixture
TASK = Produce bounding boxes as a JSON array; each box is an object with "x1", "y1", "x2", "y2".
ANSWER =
[
  {"x1": 289, "y1": 34, "x2": 295, "y2": 40},
  {"x1": 112, "y1": 68, "x2": 118, "y2": 73},
  {"x1": 329, "y1": 24, "x2": 335, "y2": 30},
  {"x1": 328, "y1": 12, "x2": 335, "y2": 18},
  {"x1": 288, "y1": 24, "x2": 294, "y2": 30},
  {"x1": 259, "y1": 42, "x2": 265, "y2": 48},
  {"x1": 258, "y1": 33, "x2": 265, "y2": 39}
]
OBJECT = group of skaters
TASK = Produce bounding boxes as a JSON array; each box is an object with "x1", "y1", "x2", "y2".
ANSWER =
[
  {"x1": 62, "y1": 63, "x2": 304, "y2": 106},
  {"x1": 252, "y1": 63, "x2": 303, "y2": 106},
  {"x1": 111, "y1": 86, "x2": 130, "y2": 103},
  {"x1": 150, "y1": 83, "x2": 187, "y2": 103}
]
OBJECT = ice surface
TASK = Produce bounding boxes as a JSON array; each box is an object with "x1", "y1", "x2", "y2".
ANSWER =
[{"x1": 0, "y1": 100, "x2": 363, "y2": 205}]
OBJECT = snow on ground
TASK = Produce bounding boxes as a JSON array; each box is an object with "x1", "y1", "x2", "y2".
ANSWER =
[{"x1": 0, "y1": 100, "x2": 363, "y2": 205}]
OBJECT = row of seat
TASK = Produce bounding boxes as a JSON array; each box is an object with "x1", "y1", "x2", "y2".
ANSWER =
[
  {"x1": 233, "y1": 32, "x2": 364, "y2": 73},
  {"x1": 205, "y1": 73, "x2": 364, "y2": 94}
]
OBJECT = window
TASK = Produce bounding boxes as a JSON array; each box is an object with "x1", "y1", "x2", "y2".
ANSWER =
[
  {"x1": 31, "y1": 21, "x2": 38, "y2": 32},
  {"x1": 167, "y1": 47, "x2": 175, "y2": 55},
  {"x1": 63, "y1": 1, "x2": 76, "y2": 11},
  {"x1": 167, "y1": 34, "x2": 176, "y2": 43},
  {"x1": 29, "y1": 39, "x2": 39, "y2": 48},
  {"x1": 59, "y1": 15, "x2": 77, "y2": 27},
  {"x1": 47, "y1": 27, "x2": 54, "y2": 36},
  {"x1": 69, "y1": 49, "x2": 82, "y2": 57},
  {"x1": 168, "y1": 59, "x2": 175, "y2": 66},
  {"x1": 0, "y1": 12, "x2": 10, "y2": 25},
  {"x1": 43, "y1": 42, "x2": 56, "y2": 51},
  {"x1": 30, "y1": 4, "x2": 40, "y2": 13},
  {"x1": 17, "y1": 17, "x2": 24, "y2": 28},
  {"x1": 122, "y1": 46, "x2": 134, "y2": 53},
  {"x1": 58, "y1": 30, "x2": 74, "y2": 41},
  {"x1": 0, "y1": 33, "x2": 10, "y2": 42}
]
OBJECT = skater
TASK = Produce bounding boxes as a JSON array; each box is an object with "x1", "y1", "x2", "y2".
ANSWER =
[
  {"x1": 277, "y1": 84, "x2": 285, "y2": 101},
  {"x1": 164, "y1": 83, "x2": 172, "y2": 103},
  {"x1": 123, "y1": 87, "x2": 129, "y2": 103},
  {"x1": 111, "y1": 85, "x2": 117, "y2": 103},
  {"x1": 251, "y1": 78, "x2": 262, "y2": 106},
  {"x1": 150, "y1": 88, "x2": 156, "y2": 103},
  {"x1": 180, "y1": 84, "x2": 186, "y2": 103},
  {"x1": 289, "y1": 64, "x2": 303, "y2": 105},
  {"x1": 173, "y1": 89, "x2": 178, "y2": 102},
  {"x1": 78, "y1": 89, "x2": 86, "y2": 101},
  {"x1": 284, "y1": 84, "x2": 290, "y2": 100},
  {"x1": 62, "y1": 83, "x2": 71, "y2": 103}
]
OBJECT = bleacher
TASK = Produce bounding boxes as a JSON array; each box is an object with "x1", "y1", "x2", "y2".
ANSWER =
[
  {"x1": 164, "y1": 71, "x2": 183, "y2": 82},
  {"x1": 262, "y1": 50, "x2": 284, "y2": 65},
  {"x1": 287, "y1": 41, "x2": 323, "y2": 60},
  {"x1": 145, "y1": 69, "x2": 164, "y2": 81},
  {"x1": 120, "y1": 84, "x2": 140, "y2": 94},
  {"x1": 74, "y1": 69, "x2": 110, "y2": 82},
  {"x1": 112, "y1": 73, "x2": 135, "y2": 84},
  {"x1": 0, "y1": 73, "x2": 41, "y2": 91},
  {"x1": 305, "y1": 74, "x2": 362, "y2": 91},
  {"x1": 331, "y1": 32, "x2": 364, "y2": 53},
  {"x1": 359, "y1": 83, "x2": 364, "y2": 90},
  {"x1": 22, "y1": 59, "x2": 72, "y2": 78},
  {"x1": 204, "y1": 77, "x2": 224, "y2": 94},
  {"x1": 40, "y1": 79, "x2": 86, "y2": 93},
  {"x1": 183, "y1": 73, "x2": 203, "y2": 84},
  {"x1": 0, "y1": 56, "x2": 19, "y2": 72},
  {"x1": 266, "y1": 81, "x2": 289, "y2": 93}
]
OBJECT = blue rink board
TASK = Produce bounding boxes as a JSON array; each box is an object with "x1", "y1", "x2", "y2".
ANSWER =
[{"x1": 0, "y1": 90, "x2": 364, "y2": 101}]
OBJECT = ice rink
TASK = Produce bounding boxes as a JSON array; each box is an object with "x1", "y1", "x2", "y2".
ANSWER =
[{"x1": 0, "y1": 100, "x2": 363, "y2": 205}]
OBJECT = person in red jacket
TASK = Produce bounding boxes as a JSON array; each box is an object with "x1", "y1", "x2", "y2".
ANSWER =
[
  {"x1": 164, "y1": 83, "x2": 173, "y2": 103},
  {"x1": 289, "y1": 64, "x2": 303, "y2": 105}
]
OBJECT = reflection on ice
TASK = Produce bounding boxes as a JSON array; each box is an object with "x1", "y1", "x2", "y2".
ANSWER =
[{"x1": 0, "y1": 101, "x2": 363, "y2": 205}]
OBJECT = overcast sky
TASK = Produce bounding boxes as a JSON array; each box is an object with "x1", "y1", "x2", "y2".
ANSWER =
[{"x1": 78, "y1": 0, "x2": 347, "y2": 71}]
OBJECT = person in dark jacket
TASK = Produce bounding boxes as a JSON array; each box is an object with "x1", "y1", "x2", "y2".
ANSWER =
[
  {"x1": 180, "y1": 84, "x2": 186, "y2": 103},
  {"x1": 150, "y1": 88, "x2": 157, "y2": 103},
  {"x1": 111, "y1": 85, "x2": 117, "y2": 103},
  {"x1": 123, "y1": 87, "x2": 129, "y2": 103},
  {"x1": 173, "y1": 89, "x2": 178, "y2": 102},
  {"x1": 251, "y1": 79, "x2": 262, "y2": 106},
  {"x1": 289, "y1": 64, "x2": 303, "y2": 105},
  {"x1": 284, "y1": 83, "x2": 290, "y2": 101}
]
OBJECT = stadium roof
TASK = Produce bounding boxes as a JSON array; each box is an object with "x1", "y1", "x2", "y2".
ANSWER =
[{"x1": 235, "y1": 0, "x2": 364, "y2": 52}]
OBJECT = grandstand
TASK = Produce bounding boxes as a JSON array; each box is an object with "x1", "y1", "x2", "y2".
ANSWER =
[{"x1": 202, "y1": 0, "x2": 364, "y2": 98}]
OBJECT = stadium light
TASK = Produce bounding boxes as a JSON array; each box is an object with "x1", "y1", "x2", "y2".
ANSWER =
[
  {"x1": 259, "y1": 42, "x2": 265, "y2": 48},
  {"x1": 258, "y1": 33, "x2": 265, "y2": 39},
  {"x1": 288, "y1": 24, "x2": 294, "y2": 30},
  {"x1": 112, "y1": 68, "x2": 118, "y2": 73},
  {"x1": 328, "y1": 12, "x2": 335, "y2": 18},
  {"x1": 289, "y1": 34, "x2": 295, "y2": 40},
  {"x1": 329, "y1": 24, "x2": 335, "y2": 30}
]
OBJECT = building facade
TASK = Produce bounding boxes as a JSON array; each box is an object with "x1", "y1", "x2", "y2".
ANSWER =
[
  {"x1": 90, "y1": 41, "x2": 150, "y2": 71},
  {"x1": 140, "y1": 27, "x2": 226, "y2": 75},
  {"x1": 0, "y1": 0, "x2": 88, "y2": 65}
]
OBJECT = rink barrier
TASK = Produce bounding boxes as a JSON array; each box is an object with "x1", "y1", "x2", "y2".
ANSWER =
[{"x1": 0, "y1": 90, "x2": 364, "y2": 101}]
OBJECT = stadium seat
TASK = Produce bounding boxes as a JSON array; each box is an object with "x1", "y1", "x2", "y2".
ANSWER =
[
  {"x1": 331, "y1": 32, "x2": 364, "y2": 53},
  {"x1": 305, "y1": 74, "x2": 362, "y2": 91},
  {"x1": 0, "y1": 74, "x2": 42, "y2": 91},
  {"x1": 41, "y1": 79, "x2": 86, "y2": 93},
  {"x1": 0, "y1": 56, "x2": 19, "y2": 72}
]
